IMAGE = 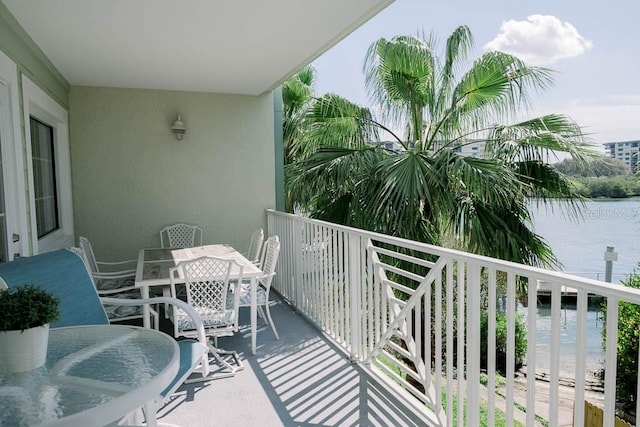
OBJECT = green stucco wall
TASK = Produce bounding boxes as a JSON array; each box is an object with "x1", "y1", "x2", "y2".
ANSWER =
[{"x1": 69, "y1": 86, "x2": 276, "y2": 260}]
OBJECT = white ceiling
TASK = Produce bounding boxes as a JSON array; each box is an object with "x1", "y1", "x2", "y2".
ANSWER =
[{"x1": 2, "y1": 0, "x2": 393, "y2": 96}]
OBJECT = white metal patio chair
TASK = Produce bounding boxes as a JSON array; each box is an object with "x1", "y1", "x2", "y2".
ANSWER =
[
  {"x1": 160, "y1": 223, "x2": 203, "y2": 248},
  {"x1": 169, "y1": 256, "x2": 244, "y2": 379},
  {"x1": 77, "y1": 236, "x2": 157, "y2": 328},
  {"x1": 239, "y1": 235, "x2": 280, "y2": 339},
  {"x1": 245, "y1": 228, "x2": 264, "y2": 264}
]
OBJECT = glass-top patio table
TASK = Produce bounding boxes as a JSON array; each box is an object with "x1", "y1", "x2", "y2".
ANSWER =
[
  {"x1": 135, "y1": 244, "x2": 264, "y2": 354},
  {"x1": 0, "y1": 324, "x2": 178, "y2": 427}
]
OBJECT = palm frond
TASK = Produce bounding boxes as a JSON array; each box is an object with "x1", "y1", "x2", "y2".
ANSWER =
[
  {"x1": 287, "y1": 94, "x2": 380, "y2": 161},
  {"x1": 458, "y1": 200, "x2": 560, "y2": 268},
  {"x1": 285, "y1": 146, "x2": 384, "y2": 214},
  {"x1": 364, "y1": 36, "x2": 435, "y2": 141},
  {"x1": 297, "y1": 66, "x2": 315, "y2": 86},
  {"x1": 438, "y1": 25, "x2": 473, "y2": 116},
  {"x1": 437, "y1": 52, "x2": 554, "y2": 141},
  {"x1": 487, "y1": 114, "x2": 592, "y2": 164}
]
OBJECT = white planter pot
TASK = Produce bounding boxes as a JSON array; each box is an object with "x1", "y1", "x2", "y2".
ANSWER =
[{"x1": 0, "y1": 324, "x2": 50, "y2": 373}]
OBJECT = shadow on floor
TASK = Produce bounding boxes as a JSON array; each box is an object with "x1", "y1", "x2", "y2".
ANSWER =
[{"x1": 156, "y1": 294, "x2": 429, "y2": 426}]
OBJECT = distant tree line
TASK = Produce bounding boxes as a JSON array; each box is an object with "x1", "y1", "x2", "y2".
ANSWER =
[{"x1": 553, "y1": 155, "x2": 640, "y2": 198}]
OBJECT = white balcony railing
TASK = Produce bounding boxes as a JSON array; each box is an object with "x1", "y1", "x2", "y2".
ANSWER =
[{"x1": 267, "y1": 210, "x2": 640, "y2": 427}]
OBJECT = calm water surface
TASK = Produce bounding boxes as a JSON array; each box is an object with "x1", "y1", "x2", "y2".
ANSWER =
[
  {"x1": 531, "y1": 198, "x2": 640, "y2": 280},
  {"x1": 526, "y1": 199, "x2": 640, "y2": 376}
]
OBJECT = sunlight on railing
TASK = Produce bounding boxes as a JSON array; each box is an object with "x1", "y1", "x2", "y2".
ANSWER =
[{"x1": 267, "y1": 210, "x2": 640, "y2": 427}]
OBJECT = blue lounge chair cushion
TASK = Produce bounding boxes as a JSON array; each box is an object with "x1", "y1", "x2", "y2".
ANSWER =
[
  {"x1": 161, "y1": 339, "x2": 208, "y2": 397},
  {"x1": 0, "y1": 249, "x2": 109, "y2": 328}
]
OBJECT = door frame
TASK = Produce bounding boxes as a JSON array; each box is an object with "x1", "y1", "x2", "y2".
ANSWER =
[
  {"x1": 0, "y1": 50, "x2": 28, "y2": 259},
  {"x1": 22, "y1": 76, "x2": 74, "y2": 254}
]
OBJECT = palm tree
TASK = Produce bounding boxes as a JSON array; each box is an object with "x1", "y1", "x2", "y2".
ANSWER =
[
  {"x1": 282, "y1": 65, "x2": 316, "y2": 166},
  {"x1": 286, "y1": 26, "x2": 592, "y2": 267}
]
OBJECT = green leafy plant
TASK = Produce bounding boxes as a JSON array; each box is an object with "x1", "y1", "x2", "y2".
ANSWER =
[
  {"x1": 0, "y1": 284, "x2": 60, "y2": 332},
  {"x1": 480, "y1": 311, "x2": 527, "y2": 374},
  {"x1": 600, "y1": 265, "x2": 640, "y2": 410}
]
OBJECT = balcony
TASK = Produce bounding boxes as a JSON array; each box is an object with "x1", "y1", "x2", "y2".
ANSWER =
[
  {"x1": 155, "y1": 210, "x2": 640, "y2": 426},
  {"x1": 158, "y1": 294, "x2": 428, "y2": 426}
]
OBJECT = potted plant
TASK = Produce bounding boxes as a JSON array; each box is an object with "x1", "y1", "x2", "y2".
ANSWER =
[{"x1": 0, "y1": 284, "x2": 60, "y2": 373}]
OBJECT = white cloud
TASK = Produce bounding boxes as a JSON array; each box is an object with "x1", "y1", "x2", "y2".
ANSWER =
[{"x1": 484, "y1": 15, "x2": 593, "y2": 66}]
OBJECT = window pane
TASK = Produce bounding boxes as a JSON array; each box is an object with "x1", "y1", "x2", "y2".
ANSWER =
[{"x1": 30, "y1": 117, "x2": 58, "y2": 238}]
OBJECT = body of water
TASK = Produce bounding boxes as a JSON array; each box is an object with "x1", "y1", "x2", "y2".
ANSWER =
[
  {"x1": 531, "y1": 198, "x2": 640, "y2": 281},
  {"x1": 526, "y1": 198, "x2": 640, "y2": 377}
]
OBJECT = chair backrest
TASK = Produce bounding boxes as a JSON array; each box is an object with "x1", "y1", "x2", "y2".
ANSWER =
[
  {"x1": 181, "y1": 257, "x2": 236, "y2": 311},
  {"x1": 160, "y1": 223, "x2": 203, "y2": 248},
  {"x1": 69, "y1": 246, "x2": 90, "y2": 271},
  {"x1": 260, "y1": 235, "x2": 280, "y2": 291},
  {"x1": 246, "y1": 228, "x2": 264, "y2": 264},
  {"x1": 0, "y1": 249, "x2": 109, "y2": 328},
  {"x1": 170, "y1": 256, "x2": 242, "y2": 337},
  {"x1": 69, "y1": 246, "x2": 101, "y2": 289},
  {"x1": 78, "y1": 236, "x2": 100, "y2": 274}
]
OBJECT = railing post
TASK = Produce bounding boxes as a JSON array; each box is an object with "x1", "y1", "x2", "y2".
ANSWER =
[
  {"x1": 603, "y1": 296, "x2": 619, "y2": 427},
  {"x1": 466, "y1": 263, "x2": 481, "y2": 427},
  {"x1": 348, "y1": 233, "x2": 362, "y2": 362},
  {"x1": 604, "y1": 246, "x2": 617, "y2": 283},
  {"x1": 293, "y1": 219, "x2": 303, "y2": 310}
]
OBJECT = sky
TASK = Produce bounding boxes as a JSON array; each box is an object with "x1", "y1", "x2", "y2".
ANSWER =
[{"x1": 312, "y1": 0, "x2": 640, "y2": 149}]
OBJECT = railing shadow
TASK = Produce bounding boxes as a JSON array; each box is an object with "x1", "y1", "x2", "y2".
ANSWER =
[
  {"x1": 154, "y1": 294, "x2": 428, "y2": 426},
  {"x1": 235, "y1": 295, "x2": 428, "y2": 426}
]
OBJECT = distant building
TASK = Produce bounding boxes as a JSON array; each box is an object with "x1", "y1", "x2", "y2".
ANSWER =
[
  {"x1": 427, "y1": 139, "x2": 486, "y2": 158},
  {"x1": 603, "y1": 140, "x2": 640, "y2": 173},
  {"x1": 454, "y1": 140, "x2": 486, "y2": 158},
  {"x1": 379, "y1": 140, "x2": 404, "y2": 152},
  {"x1": 377, "y1": 139, "x2": 486, "y2": 157}
]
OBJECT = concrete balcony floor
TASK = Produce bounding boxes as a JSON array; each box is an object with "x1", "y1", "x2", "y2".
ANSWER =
[{"x1": 157, "y1": 295, "x2": 428, "y2": 426}]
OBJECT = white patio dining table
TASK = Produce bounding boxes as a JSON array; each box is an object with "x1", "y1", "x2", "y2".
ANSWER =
[
  {"x1": 0, "y1": 324, "x2": 178, "y2": 427},
  {"x1": 135, "y1": 244, "x2": 264, "y2": 355}
]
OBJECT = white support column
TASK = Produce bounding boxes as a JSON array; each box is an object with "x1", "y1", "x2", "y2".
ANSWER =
[{"x1": 604, "y1": 246, "x2": 617, "y2": 283}]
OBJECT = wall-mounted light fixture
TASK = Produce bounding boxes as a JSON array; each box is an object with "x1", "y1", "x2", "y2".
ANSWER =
[{"x1": 171, "y1": 114, "x2": 187, "y2": 140}]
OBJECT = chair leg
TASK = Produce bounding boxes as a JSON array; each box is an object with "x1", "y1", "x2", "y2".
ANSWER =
[
  {"x1": 184, "y1": 339, "x2": 243, "y2": 384},
  {"x1": 162, "y1": 286, "x2": 170, "y2": 319},
  {"x1": 143, "y1": 401, "x2": 158, "y2": 427},
  {"x1": 263, "y1": 302, "x2": 279, "y2": 340},
  {"x1": 210, "y1": 344, "x2": 244, "y2": 373}
]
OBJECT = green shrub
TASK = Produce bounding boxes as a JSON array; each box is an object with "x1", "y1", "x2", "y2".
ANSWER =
[
  {"x1": 571, "y1": 176, "x2": 640, "y2": 198},
  {"x1": 0, "y1": 284, "x2": 60, "y2": 331},
  {"x1": 602, "y1": 267, "x2": 640, "y2": 409},
  {"x1": 480, "y1": 311, "x2": 527, "y2": 375}
]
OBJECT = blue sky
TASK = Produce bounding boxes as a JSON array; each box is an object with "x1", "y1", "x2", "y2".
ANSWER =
[{"x1": 312, "y1": 0, "x2": 640, "y2": 147}]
